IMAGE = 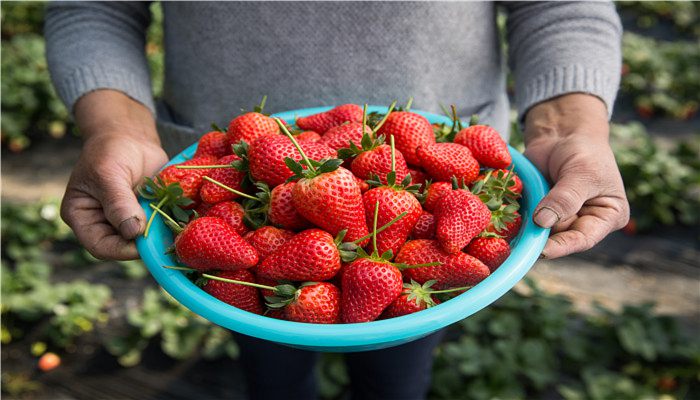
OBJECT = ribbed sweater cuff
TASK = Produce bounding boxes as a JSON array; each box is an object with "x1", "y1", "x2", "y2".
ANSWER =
[
  {"x1": 516, "y1": 64, "x2": 618, "y2": 121},
  {"x1": 56, "y1": 64, "x2": 155, "y2": 115}
]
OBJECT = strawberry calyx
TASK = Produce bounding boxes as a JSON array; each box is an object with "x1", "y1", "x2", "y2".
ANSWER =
[
  {"x1": 337, "y1": 131, "x2": 383, "y2": 159},
  {"x1": 365, "y1": 100, "x2": 399, "y2": 132},
  {"x1": 488, "y1": 202, "x2": 520, "y2": 233},
  {"x1": 434, "y1": 105, "x2": 465, "y2": 143},
  {"x1": 148, "y1": 203, "x2": 185, "y2": 234},
  {"x1": 403, "y1": 280, "x2": 473, "y2": 305},
  {"x1": 275, "y1": 116, "x2": 343, "y2": 180},
  {"x1": 471, "y1": 167, "x2": 521, "y2": 211},
  {"x1": 138, "y1": 176, "x2": 194, "y2": 236},
  {"x1": 365, "y1": 135, "x2": 421, "y2": 193}
]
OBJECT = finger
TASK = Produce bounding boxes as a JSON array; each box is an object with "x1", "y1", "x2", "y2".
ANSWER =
[
  {"x1": 62, "y1": 193, "x2": 139, "y2": 260},
  {"x1": 93, "y1": 166, "x2": 146, "y2": 239},
  {"x1": 533, "y1": 174, "x2": 592, "y2": 228},
  {"x1": 550, "y1": 215, "x2": 577, "y2": 235},
  {"x1": 540, "y1": 213, "x2": 613, "y2": 259}
]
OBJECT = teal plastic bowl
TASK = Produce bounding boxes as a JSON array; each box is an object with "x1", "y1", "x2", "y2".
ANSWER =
[{"x1": 136, "y1": 106, "x2": 550, "y2": 352}]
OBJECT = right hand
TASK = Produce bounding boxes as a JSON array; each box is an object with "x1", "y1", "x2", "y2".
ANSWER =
[{"x1": 61, "y1": 90, "x2": 168, "y2": 260}]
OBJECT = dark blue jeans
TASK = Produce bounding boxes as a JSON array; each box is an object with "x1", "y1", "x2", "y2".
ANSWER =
[{"x1": 235, "y1": 330, "x2": 445, "y2": 400}]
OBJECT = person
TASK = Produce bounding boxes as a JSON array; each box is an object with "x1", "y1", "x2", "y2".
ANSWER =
[{"x1": 45, "y1": 2, "x2": 630, "y2": 399}]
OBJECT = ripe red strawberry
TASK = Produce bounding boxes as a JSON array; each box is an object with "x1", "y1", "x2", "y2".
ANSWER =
[
  {"x1": 411, "y1": 211, "x2": 436, "y2": 239},
  {"x1": 194, "y1": 201, "x2": 214, "y2": 217},
  {"x1": 454, "y1": 125, "x2": 511, "y2": 169},
  {"x1": 295, "y1": 131, "x2": 322, "y2": 142},
  {"x1": 248, "y1": 134, "x2": 337, "y2": 187},
  {"x1": 354, "y1": 175, "x2": 370, "y2": 193},
  {"x1": 341, "y1": 257, "x2": 403, "y2": 323},
  {"x1": 243, "y1": 226, "x2": 295, "y2": 261},
  {"x1": 205, "y1": 201, "x2": 249, "y2": 236},
  {"x1": 396, "y1": 240, "x2": 490, "y2": 289},
  {"x1": 292, "y1": 166, "x2": 369, "y2": 245},
  {"x1": 199, "y1": 154, "x2": 247, "y2": 204},
  {"x1": 465, "y1": 235, "x2": 511, "y2": 272},
  {"x1": 158, "y1": 155, "x2": 218, "y2": 202},
  {"x1": 227, "y1": 112, "x2": 280, "y2": 145},
  {"x1": 421, "y1": 181, "x2": 453, "y2": 212},
  {"x1": 296, "y1": 104, "x2": 363, "y2": 134},
  {"x1": 255, "y1": 274, "x2": 279, "y2": 298},
  {"x1": 376, "y1": 112, "x2": 435, "y2": 166},
  {"x1": 434, "y1": 188, "x2": 491, "y2": 253},
  {"x1": 416, "y1": 143, "x2": 480, "y2": 185},
  {"x1": 203, "y1": 269, "x2": 263, "y2": 314},
  {"x1": 283, "y1": 282, "x2": 341, "y2": 324},
  {"x1": 269, "y1": 182, "x2": 311, "y2": 230},
  {"x1": 320, "y1": 122, "x2": 372, "y2": 151},
  {"x1": 351, "y1": 143, "x2": 410, "y2": 185},
  {"x1": 194, "y1": 131, "x2": 232, "y2": 159},
  {"x1": 486, "y1": 210, "x2": 522, "y2": 242},
  {"x1": 381, "y1": 281, "x2": 441, "y2": 319},
  {"x1": 257, "y1": 229, "x2": 341, "y2": 281},
  {"x1": 363, "y1": 186, "x2": 422, "y2": 258},
  {"x1": 174, "y1": 217, "x2": 258, "y2": 271}
]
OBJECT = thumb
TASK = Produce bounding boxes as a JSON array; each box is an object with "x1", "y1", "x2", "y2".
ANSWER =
[
  {"x1": 533, "y1": 173, "x2": 591, "y2": 229},
  {"x1": 96, "y1": 175, "x2": 146, "y2": 240}
]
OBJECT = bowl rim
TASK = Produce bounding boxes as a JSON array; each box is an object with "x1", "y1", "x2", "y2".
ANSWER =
[{"x1": 136, "y1": 106, "x2": 550, "y2": 349}]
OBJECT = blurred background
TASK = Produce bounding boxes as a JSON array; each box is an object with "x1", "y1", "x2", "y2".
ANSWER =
[{"x1": 1, "y1": 2, "x2": 698, "y2": 399}]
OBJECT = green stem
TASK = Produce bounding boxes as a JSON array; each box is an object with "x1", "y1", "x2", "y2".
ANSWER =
[
  {"x1": 428, "y1": 285, "x2": 472, "y2": 294},
  {"x1": 351, "y1": 211, "x2": 407, "y2": 244},
  {"x1": 362, "y1": 104, "x2": 369, "y2": 136},
  {"x1": 144, "y1": 196, "x2": 168, "y2": 237},
  {"x1": 390, "y1": 135, "x2": 396, "y2": 173},
  {"x1": 372, "y1": 201, "x2": 380, "y2": 255},
  {"x1": 396, "y1": 261, "x2": 442, "y2": 270},
  {"x1": 175, "y1": 165, "x2": 233, "y2": 169},
  {"x1": 201, "y1": 273, "x2": 278, "y2": 291},
  {"x1": 163, "y1": 265, "x2": 194, "y2": 272},
  {"x1": 202, "y1": 176, "x2": 260, "y2": 201},
  {"x1": 275, "y1": 118, "x2": 316, "y2": 173},
  {"x1": 149, "y1": 203, "x2": 182, "y2": 233},
  {"x1": 372, "y1": 100, "x2": 397, "y2": 133},
  {"x1": 404, "y1": 97, "x2": 413, "y2": 111},
  {"x1": 258, "y1": 95, "x2": 267, "y2": 113}
]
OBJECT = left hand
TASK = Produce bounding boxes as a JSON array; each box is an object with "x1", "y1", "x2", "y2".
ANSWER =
[{"x1": 523, "y1": 94, "x2": 630, "y2": 259}]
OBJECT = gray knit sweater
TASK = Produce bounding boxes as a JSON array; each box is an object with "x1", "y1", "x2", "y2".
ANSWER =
[{"x1": 45, "y1": 1, "x2": 622, "y2": 156}]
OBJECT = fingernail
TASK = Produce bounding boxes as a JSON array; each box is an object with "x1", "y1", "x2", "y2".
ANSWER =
[
  {"x1": 534, "y1": 207, "x2": 559, "y2": 228},
  {"x1": 119, "y1": 216, "x2": 142, "y2": 239},
  {"x1": 538, "y1": 252, "x2": 547, "y2": 260}
]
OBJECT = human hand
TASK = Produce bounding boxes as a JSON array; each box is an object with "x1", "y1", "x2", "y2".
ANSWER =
[
  {"x1": 523, "y1": 94, "x2": 630, "y2": 259},
  {"x1": 61, "y1": 90, "x2": 168, "y2": 260}
]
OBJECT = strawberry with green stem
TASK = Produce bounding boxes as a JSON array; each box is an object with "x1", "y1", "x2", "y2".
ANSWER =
[
  {"x1": 165, "y1": 265, "x2": 341, "y2": 324},
  {"x1": 296, "y1": 104, "x2": 364, "y2": 134},
  {"x1": 227, "y1": 96, "x2": 281, "y2": 145},
  {"x1": 276, "y1": 118, "x2": 370, "y2": 245},
  {"x1": 434, "y1": 177, "x2": 492, "y2": 253},
  {"x1": 194, "y1": 130, "x2": 232, "y2": 159},
  {"x1": 362, "y1": 135, "x2": 422, "y2": 258},
  {"x1": 381, "y1": 280, "x2": 473, "y2": 319},
  {"x1": 151, "y1": 207, "x2": 258, "y2": 271},
  {"x1": 341, "y1": 202, "x2": 441, "y2": 323},
  {"x1": 319, "y1": 104, "x2": 374, "y2": 151},
  {"x1": 454, "y1": 115, "x2": 512, "y2": 169},
  {"x1": 376, "y1": 106, "x2": 435, "y2": 166},
  {"x1": 465, "y1": 232, "x2": 511, "y2": 272}
]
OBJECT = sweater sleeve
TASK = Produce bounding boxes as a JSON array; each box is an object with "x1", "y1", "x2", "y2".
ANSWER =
[
  {"x1": 44, "y1": 1, "x2": 155, "y2": 114},
  {"x1": 503, "y1": 1, "x2": 622, "y2": 120}
]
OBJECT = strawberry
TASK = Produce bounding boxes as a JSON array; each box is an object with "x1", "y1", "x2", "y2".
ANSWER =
[
  {"x1": 296, "y1": 131, "x2": 322, "y2": 142},
  {"x1": 486, "y1": 210, "x2": 522, "y2": 242},
  {"x1": 194, "y1": 131, "x2": 232, "y2": 159},
  {"x1": 361, "y1": 135, "x2": 422, "y2": 258},
  {"x1": 416, "y1": 143, "x2": 479, "y2": 185},
  {"x1": 465, "y1": 234, "x2": 511, "y2": 272},
  {"x1": 243, "y1": 226, "x2": 295, "y2": 261},
  {"x1": 396, "y1": 240, "x2": 490, "y2": 289},
  {"x1": 421, "y1": 181, "x2": 453, "y2": 212},
  {"x1": 350, "y1": 138, "x2": 410, "y2": 185},
  {"x1": 296, "y1": 104, "x2": 363, "y2": 134},
  {"x1": 268, "y1": 182, "x2": 311, "y2": 230},
  {"x1": 158, "y1": 155, "x2": 218, "y2": 202},
  {"x1": 381, "y1": 280, "x2": 441, "y2": 319},
  {"x1": 281, "y1": 282, "x2": 341, "y2": 324},
  {"x1": 354, "y1": 175, "x2": 370, "y2": 193},
  {"x1": 411, "y1": 210, "x2": 436, "y2": 239},
  {"x1": 204, "y1": 201, "x2": 249, "y2": 236},
  {"x1": 199, "y1": 154, "x2": 247, "y2": 204},
  {"x1": 203, "y1": 269, "x2": 263, "y2": 314},
  {"x1": 320, "y1": 122, "x2": 372, "y2": 151},
  {"x1": 227, "y1": 113, "x2": 279, "y2": 146},
  {"x1": 434, "y1": 186, "x2": 491, "y2": 253},
  {"x1": 256, "y1": 229, "x2": 341, "y2": 281},
  {"x1": 454, "y1": 124, "x2": 511, "y2": 169},
  {"x1": 341, "y1": 257, "x2": 403, "y2": 323},
  {"x1": 376, "y1": 111, "x2": 435, "y2": 166},
  {"x1": 248, "y1": 134, "x2": 337, "y2": 187},
  {"x1": 255, "y1": 274, "x2": 280, "y2": 298},
  {"x1": 174, "y1": 216, "x2": 259, "y2": 271}
]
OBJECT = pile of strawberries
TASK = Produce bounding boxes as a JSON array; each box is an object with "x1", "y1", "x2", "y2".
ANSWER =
[{"x1": 140, "y1": 100, "x2": 523, "y2": 324}]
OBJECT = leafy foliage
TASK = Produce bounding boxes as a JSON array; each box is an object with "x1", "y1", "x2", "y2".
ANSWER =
[
  {"x1": 617, "y1": 1, "x2": 700, "y2": 38},
  {"x1": 610, "y1": 122, "x2": 700, "y2": 229}
]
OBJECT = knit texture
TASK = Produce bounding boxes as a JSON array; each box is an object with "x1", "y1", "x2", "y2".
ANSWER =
[{"x1": 45, "y1": 1, "x2": 622, "y2": 153}]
